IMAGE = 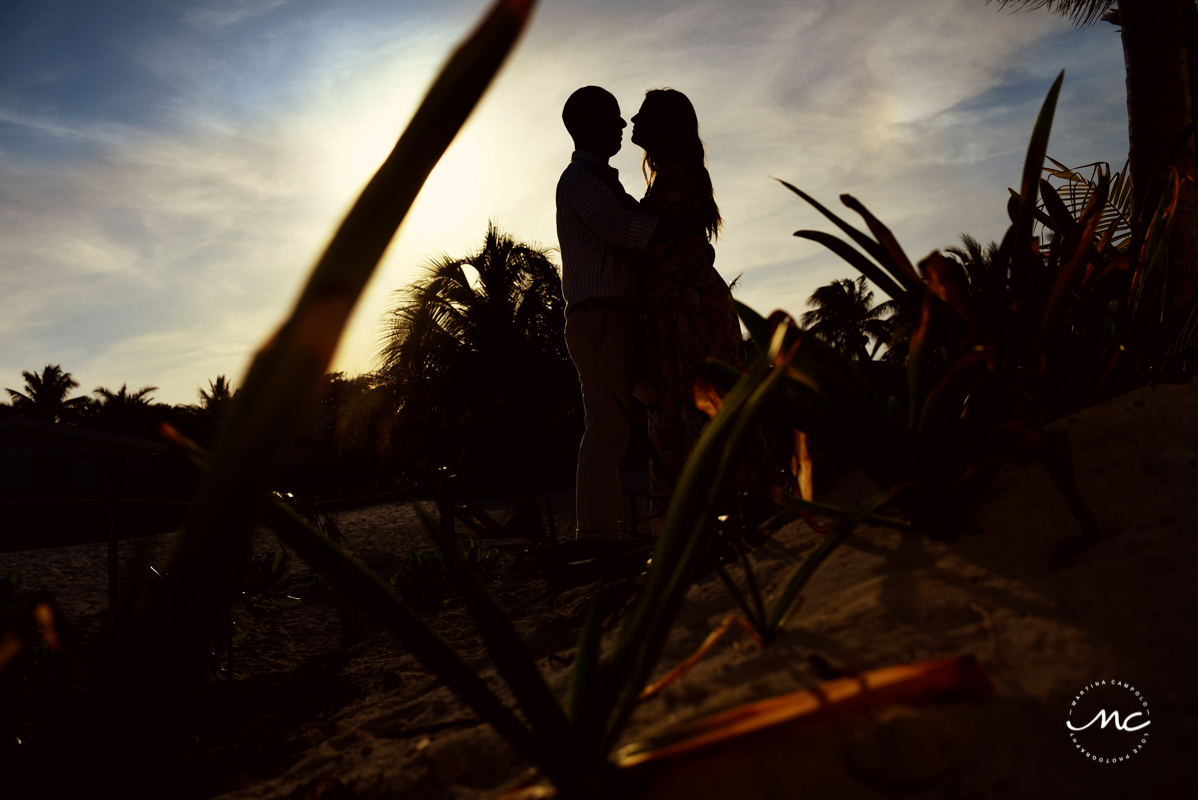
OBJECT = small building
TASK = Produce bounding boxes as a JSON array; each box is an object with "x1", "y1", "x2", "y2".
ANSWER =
[{"x1": 0, "y1": 416, "x2": 167, "y2": 501}]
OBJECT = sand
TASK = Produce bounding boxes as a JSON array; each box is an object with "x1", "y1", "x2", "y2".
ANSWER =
[{"x1": 3, "y1": 380, "x2": 1196, "y2": 798}]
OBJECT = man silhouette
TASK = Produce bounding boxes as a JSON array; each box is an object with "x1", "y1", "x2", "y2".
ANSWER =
[{"x1": 556, "y1": 86, "x2": 666, "y2": 541}]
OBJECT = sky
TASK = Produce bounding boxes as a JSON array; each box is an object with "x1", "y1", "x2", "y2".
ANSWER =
[{"x1": 0, "y1": 0, "x2": 1131, "y2": 406}]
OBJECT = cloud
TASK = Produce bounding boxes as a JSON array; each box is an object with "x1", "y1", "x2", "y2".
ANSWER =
[
  {"x1": 0, "y1": 0, "x2": 1130, "y2": 404},
  {"x1": 184, "y1": 0, "x2": 289, "y2": 30}
]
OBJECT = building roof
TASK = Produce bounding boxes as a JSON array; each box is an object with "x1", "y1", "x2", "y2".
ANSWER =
[{"x1": 0, "y1": 416, "x2": 168, "y2": 453}]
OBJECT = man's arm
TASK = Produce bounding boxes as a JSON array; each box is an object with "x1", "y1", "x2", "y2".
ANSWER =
[
  {"x1": 562, "y1": 165, "x2": 657, "y2": 250},
  {"x1": 645, "y1": 211, "x2": 684, "y2": 255}
]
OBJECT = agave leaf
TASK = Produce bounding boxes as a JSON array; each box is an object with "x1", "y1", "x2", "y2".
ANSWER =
[
  {"x1": 769, "y1": 490, "x2": 912, "y2": 532},
  {"x1": 570, "y1": 584, "x2": 606, "y2": 736},
  {"x1": 915, "y1": 348, "x2": 992, "y2": 438},
  {"x1": 615, "y1": 655, "x2": 993, "y2": 768},
  {"x1": 733, "y1": 300, "x2": 773, "y2": 353},
  {"x1": 795, "y1": 430, "x2": 814, "y2": 505},
  {"x1": 1039, "y1": 179, "x2": 1080, "y2": 237},
  {"x1": 160, "y1": 400, "x2": 550, "y2": 773},
  {"x1": 905, "y1": 294, "x2": 934, "y2": 430},
  {"x1": 1034, "y1": 174, "x2": 1107, "y2": 355},
  {"x1": 776, "y1": 179, "x2": 897, "y2": 276},
  {"x1": 411, "y1": 499, "x2": 574, "y2": 752},
  {"x1": 920, "y1": 252, "x2": 975, "y2": 338},
  {"x1": 711, "y1": 560, "x2": 761, "y2": 634},
  {"x1": 699, "y1": 357, "x2": 830, "y2": 427},
  {"x1": 1002, "y1": 71, "x2": 1064, "y2": 361},
  {"x1": 168, "y1": 0, "x2": 537, "y2": 659},
  {"x1": 603, "y1": 326, "x2": 796, "y2": 750},
  {"x1": 838, "y1": 194, "x2": 924, "y2": 293},
  {"x1": 260, "y1": 498, "x2": 547, "y2": 765},
  {"x1": 284, "y1": 575, "x2": 317, "y2": 592},
  {"x1": 766, "y1": 485, "x2": 903, "y2": 634},
  {"x1": 1012, "y1": 71, "x2": 1065, "y2": 265},
  {"x1": 792, "y1": 231, "x2": 909, "y2": 302},
  {"x1": 735, "y1": 538, "x2": 768, "y2": 634}
]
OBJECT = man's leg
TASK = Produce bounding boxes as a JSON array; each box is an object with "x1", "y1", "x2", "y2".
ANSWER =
[{"x1": 565, "y1": 309, "x2": 636, "y2": 540}]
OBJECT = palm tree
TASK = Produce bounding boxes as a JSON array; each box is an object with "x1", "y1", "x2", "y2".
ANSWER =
[
  {"x1": 93, "y1": 383, "x2": 158, "y2": 407},
  {"x1": 879, "y1": 235, "x2": 1004, "y2": 366},
  {"x1": 4, "y1": 365, "x2": 90, "y2": 423},
  {"x1": 89, "y1": 383, "x2": 162, "y2": 438},
  {"x1": 801, "y1": 276, "x2": 896, "y2": 361},
  {"x1": 997, "y1": 0, "x2": 1198, "y2": 307},
  {"x1": 198, "y1": 376, "x2": 236, "y2": 411},
  {"x1": 347, "y1": 223, "x2": 580, "y2": 490}
]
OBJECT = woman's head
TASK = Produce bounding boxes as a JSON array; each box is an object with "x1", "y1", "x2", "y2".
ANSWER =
[
  {"x1": 632, "y1": 88, "x2": 721, "y2": 240},
  {"x1": 631, "y1": 89, "x2": 703, "y2": 162}
]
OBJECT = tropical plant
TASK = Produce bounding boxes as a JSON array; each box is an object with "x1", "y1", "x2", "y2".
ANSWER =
[
  {"x1": 198, "y1": 376, "x2": 236, "y2": 415},
  {"x1": 146, "y1": 551, "x2": 315, "y2": 681},
  {"x1": 0, "y1": 571, "x2": 33, "y2": 619},
  {"x1": 387, "y1": 539, "x2": 501, "y2": 607},
  {"x1": 346, "y1": 222, "x2": 579, "y2": 487},
  {"x1": 83, "y1": 382, "x2": 164, "y2": 439},
  {"x1": 159, "y1": 298, "x2": 818, "y2": 797},
  {"x1": 995, "y1": 0, "x2": 1198, "y2": 307},
  {"x1": 1041, "y1": 157, "x2": 1133, "y2": 251},
  {"x1": 4, "y1": 365, "x2": 89, "y2": 423},
  {"x1": 1033, "y1": 155, "x2": 1198, "y2": 389},
  {"x1": 800, "y1": 275, "x2": 896, "y2": 361},
  {"x1": 879, "y1": 234, "x2": 1000, "y2": 366},
  {"x1": 640, "y1": 486, "x2": 910, "y2": 699},
  {"x1": 238, "y1": 550, "x2": 315, "y2": 617},
  {"x1": 0, "y1": 573, "x2": 80, "y2": 755},
  {"x1": 696, "y1": 72, "x2": 1104, "y2": 568},
  {"x1": 93, "y1": 383, "x2": 157, "y2": 407}
]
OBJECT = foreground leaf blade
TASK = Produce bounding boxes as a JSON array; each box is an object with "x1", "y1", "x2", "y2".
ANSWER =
[
  {"x1": 767, "y1": 485, "x2": 904, "y2": 633},
  {"x1": 167, "y1": 0, "x2": 536, "y2": 662}
]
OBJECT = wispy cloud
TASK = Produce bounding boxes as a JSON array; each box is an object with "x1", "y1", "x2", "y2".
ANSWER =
[
  {"x1": 184, "y1": 0, "x2": 289, "y2": 30},
  {"x1": 0, "y1": 0, "x2": 1129, "y2": 403}
]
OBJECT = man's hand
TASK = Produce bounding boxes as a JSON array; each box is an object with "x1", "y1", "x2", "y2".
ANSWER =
[{"x1": 646, "y1": 212, "x2": 683, "y2": 254}]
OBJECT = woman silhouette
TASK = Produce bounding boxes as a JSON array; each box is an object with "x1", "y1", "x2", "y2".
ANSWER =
[{"x1": 632, "y1": 88, "x2": 776, "y2": 527}]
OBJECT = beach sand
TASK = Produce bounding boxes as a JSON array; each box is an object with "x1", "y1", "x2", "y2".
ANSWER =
[{"x1": 3, "y1": 381, "x2": 1196, "y2": 798}]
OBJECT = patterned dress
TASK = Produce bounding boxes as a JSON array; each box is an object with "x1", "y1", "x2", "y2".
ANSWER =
[{"x1": 640, "y1": 162, "x2": 750, "y2": 521}]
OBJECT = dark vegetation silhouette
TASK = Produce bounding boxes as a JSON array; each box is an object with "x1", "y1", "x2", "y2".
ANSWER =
[
  {"x1": 998, "y1": 0, "x2": 1198, "y2": 309},
  {"x1": 85, "y1": 383, "x2": 162, "y2": 439},
  {"x1": 343, "y1": 222, "x2": 583, "y2": 493},
  {"x1": 800, "y1": 275, "x2": 896, "y2": 362},
  {"x1": 4, "y1": 365, "x2": 90, "y2": 423}
]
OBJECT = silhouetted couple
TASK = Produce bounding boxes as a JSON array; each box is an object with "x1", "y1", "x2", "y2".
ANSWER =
[{"x1": 557, "y1": 85, "x2": 772, "y2": 541}]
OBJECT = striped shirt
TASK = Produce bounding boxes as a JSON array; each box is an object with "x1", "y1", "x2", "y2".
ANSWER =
[{"x1": 556, "y1": 150, "x2": 658, "y2": 316}]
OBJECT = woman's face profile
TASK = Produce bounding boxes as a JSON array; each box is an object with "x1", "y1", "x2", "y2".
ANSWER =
[{"x1": 631, "y1": 99, "x2": 664, "y2": 151}]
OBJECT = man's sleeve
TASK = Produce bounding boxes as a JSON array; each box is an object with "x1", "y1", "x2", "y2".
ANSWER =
[{"x1": 563, "y1": 166, "x2": 657, "y2": 249}]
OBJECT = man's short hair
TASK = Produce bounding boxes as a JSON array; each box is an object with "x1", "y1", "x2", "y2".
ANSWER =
[{"x1": 563, "y1": 86, "x2": 616, "y2": 139}]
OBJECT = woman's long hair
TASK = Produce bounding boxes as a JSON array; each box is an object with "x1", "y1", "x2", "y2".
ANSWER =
[{"x1": 639, "y1": 88, "x2": 722, "y2": 241}]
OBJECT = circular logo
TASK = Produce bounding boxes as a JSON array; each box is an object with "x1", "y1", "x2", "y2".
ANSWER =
[{"x1": 1066, "y1": 680, "x2": 1151, "y2": 763}]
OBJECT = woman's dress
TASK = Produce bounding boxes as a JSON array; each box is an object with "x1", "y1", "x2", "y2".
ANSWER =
[{"x1": 640, "y1": 162, "x2": 752, "y2": 521}]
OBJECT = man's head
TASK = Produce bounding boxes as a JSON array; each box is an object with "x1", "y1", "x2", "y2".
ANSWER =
[{"x1": 562, "y1": 86, "x2": 625, "y2": 160}]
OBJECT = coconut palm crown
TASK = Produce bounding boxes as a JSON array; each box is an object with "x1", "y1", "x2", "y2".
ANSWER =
[
  {"x1": 801, "y1": 276, "x2": 896, "y2": 362},
  {"x1": 993, "y1": 0, "x2": 1116, "y2": 26},
  {"x1": 5, "y1": 365, "x2": 90, "y2": 423},
  {"x1": 345, "y1": 223, "x2": 579, "y2": 486}
]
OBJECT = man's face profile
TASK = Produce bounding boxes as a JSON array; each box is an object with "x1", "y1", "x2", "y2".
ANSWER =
[{"x1": 564, "y1": 87, "x2": 626, "y2": 160}]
